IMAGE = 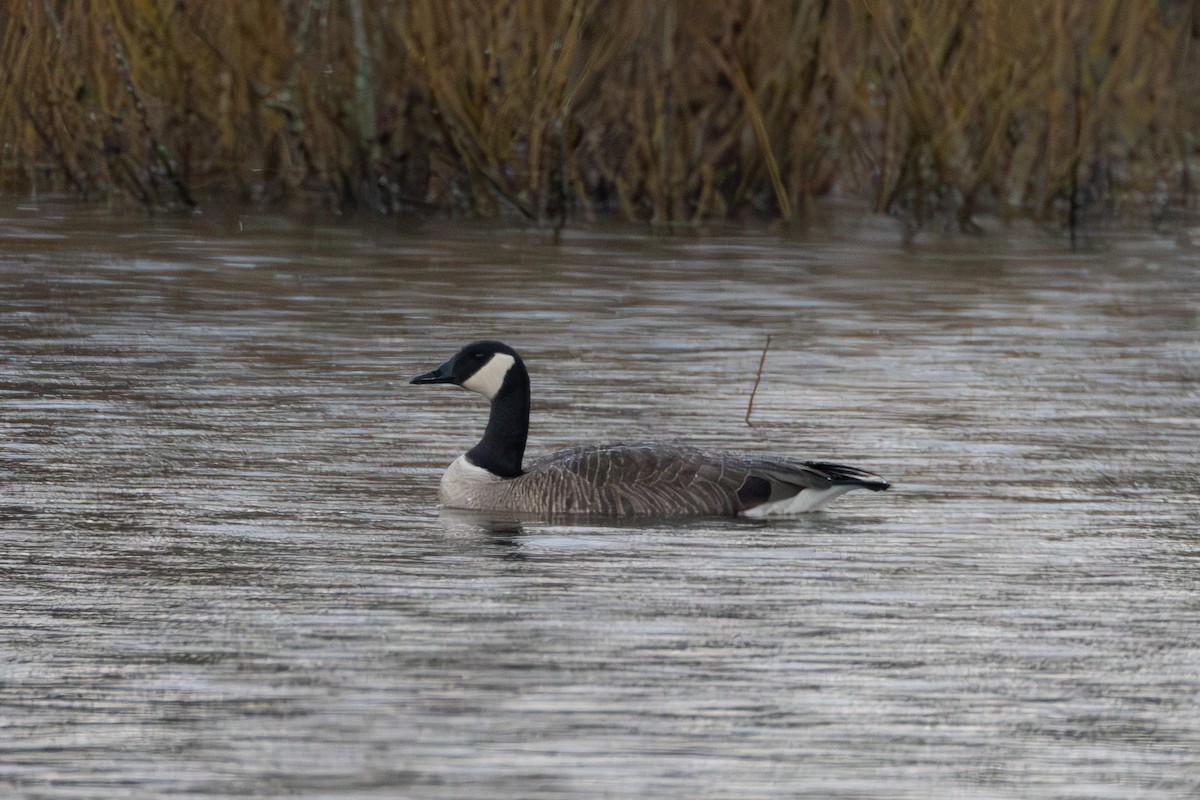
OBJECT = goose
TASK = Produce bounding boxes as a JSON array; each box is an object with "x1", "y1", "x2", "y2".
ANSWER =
[{"x1": 410, "y1": 340, "x2": 889, "y2": 517}]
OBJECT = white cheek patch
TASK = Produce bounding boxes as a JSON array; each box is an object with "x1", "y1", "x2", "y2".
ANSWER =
[{"x1": 461, "y1": 352, "x2": 515, "y2": 400}]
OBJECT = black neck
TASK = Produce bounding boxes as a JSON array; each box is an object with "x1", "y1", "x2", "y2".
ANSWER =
[{"x1": 465, "y1": 360, "x2": 529, "y2": 478}]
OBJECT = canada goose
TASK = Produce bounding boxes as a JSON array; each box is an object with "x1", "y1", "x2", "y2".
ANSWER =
[{"x1": 410, "y1": 341, "x2": 889, "y2": 517}]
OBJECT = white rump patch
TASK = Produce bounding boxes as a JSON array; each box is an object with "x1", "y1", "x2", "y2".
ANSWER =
[
  {"x1": 741, "y1": 485, "x2": 854, "y2": 518},
  {"x1": 461, "y1": 352, "x2": 515, "y2": 400}
]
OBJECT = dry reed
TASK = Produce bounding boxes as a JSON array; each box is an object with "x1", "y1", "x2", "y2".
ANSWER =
[{"x1": 1, "y1": 0, "x2": 1196, "y2": 230}]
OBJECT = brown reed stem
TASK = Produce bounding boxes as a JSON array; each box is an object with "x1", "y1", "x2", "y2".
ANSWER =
[
  {"x1": 1068, "y1": 32, "x2": 1082, "y2": 249},
  {"x1": 348, "y1": 0, "x2": 377, "y2": 152},
  {"x1": 745, "y1": 334, "x2": 772, "y2": 427}
]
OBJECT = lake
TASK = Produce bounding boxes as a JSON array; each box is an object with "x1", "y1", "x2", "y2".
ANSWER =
[{"x1": 2, "y1": 202, "x2": 1198, "y2": 798}]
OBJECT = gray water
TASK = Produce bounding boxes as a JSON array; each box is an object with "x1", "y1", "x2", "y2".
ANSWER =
[{"x1": 1, "y1": 202, "x2": 1198, "y2": 799}]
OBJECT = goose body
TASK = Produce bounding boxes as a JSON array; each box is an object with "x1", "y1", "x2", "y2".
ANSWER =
[{"x1": 411, "y1": 341, "x2": 889, "y2": 518}]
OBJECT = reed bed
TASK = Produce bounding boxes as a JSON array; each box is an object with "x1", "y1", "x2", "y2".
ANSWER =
[{"x1": 2, "y1": 0, "x2": 1196, "y2": 229}]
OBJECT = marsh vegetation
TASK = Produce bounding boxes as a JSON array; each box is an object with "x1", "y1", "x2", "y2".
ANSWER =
[{"x1": 3, "y1": 1, "x2": 1197, "y2": 230}]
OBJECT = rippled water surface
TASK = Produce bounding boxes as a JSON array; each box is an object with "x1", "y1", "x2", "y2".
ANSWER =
[{"x1": 2, "y1": 203, "x2": 1198, "y2": 798}]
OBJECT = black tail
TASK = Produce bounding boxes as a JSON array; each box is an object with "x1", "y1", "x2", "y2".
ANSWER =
[{"x1": 803, "y1": 461, "x2": 891, "y2": 491}]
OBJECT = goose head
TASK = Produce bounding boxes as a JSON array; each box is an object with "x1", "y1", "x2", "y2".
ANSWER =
[{"x1": 410, "y1": 340, "x2": 524, "y2": 402}]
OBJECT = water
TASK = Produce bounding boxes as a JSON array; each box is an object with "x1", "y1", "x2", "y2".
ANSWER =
[{"x1": 2, "y1": 202, "x2": 1198, "y2": 798}]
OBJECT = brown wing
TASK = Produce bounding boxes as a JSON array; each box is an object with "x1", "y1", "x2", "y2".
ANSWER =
[
  {"x1": 509, "y1": 442, "x2": 888, "y2": 516},
  {"x1": 511, "y1": 443, "x2": 741, "y2": 515}
]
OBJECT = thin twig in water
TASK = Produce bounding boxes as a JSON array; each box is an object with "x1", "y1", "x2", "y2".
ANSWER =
[{"x1": 745, "y1": 334, "x2": 772, "y2": 427}]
